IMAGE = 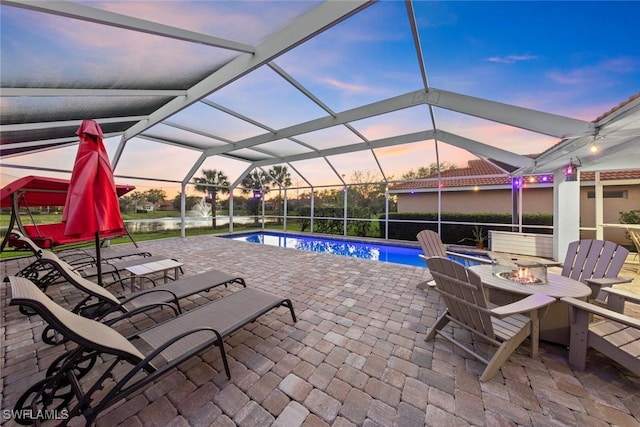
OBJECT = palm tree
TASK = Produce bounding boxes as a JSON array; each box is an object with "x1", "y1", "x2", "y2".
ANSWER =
[
  {"x1": 193, "y1": 169, "x2": 229, "y2": 228},
  {"x1": 268, "y1": 165, "x2": 292, "y2": 224},
  {"x1": 241, "y1": 169, "x2": 271, "y2": 224}
]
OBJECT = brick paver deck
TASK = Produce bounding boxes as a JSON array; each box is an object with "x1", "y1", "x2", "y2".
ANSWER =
[{"x1": 1, "y1": 235, "x2": 639, "y2": 426}]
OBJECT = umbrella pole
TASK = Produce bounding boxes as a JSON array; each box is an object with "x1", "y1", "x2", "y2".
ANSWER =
[{"x1": 95, "y1": 232, "x2": 103, "y2": 286}]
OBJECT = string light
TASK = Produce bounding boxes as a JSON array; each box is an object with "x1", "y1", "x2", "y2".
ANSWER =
[
  {"x1": 512, "y1": 177, "x2": 522, "y2": 189},
  {"x1": 513, "y1": 175, "x2": 553, "y2": 187}
]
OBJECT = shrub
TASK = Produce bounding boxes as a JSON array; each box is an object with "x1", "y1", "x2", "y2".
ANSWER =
[
  {"x1": 379, "y1": 212, "x2": 553, "y2": 244},
  {"x1": 297, "y1": 207, "x2": 372, "y2": 236}
]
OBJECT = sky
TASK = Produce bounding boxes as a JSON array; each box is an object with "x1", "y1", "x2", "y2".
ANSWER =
[{"x1": 1, "y1": 0, "x2": 639, "y2": 198}]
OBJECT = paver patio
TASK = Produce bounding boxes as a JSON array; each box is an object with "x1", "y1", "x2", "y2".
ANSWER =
[{"x1": 1, "y1": 234, "x2": 639, "y2": 426}]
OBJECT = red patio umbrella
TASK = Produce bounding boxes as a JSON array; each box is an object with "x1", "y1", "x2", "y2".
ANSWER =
[{"x1": 62, "y1": 119, "x2": 124, "y2": 285}]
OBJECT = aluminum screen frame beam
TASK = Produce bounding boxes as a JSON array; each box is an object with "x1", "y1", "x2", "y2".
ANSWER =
[
  {"x1": 424, "y1": 88, "x2": 595, "y2": 139},
  {"x1": 114, "y1": 0, "x2": 373, "y2": 165},
  {"x1": 3, "y1": 0, "x2": 256, "y2": 53}
]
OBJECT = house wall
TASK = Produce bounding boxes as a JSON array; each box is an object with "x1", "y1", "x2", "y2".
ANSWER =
[
  {"x1": 397, "y1": 188, "x2": 552, "y2": 215},
  {"x1": 579, "y1": 184, "x2": 640, "y2": 244},
  {"x1": 396, "y1": 184, "x2": 639, "y2": 246}
]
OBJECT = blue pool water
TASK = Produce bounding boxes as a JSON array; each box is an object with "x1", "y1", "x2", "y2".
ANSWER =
[{"x1": 224, "y1": 232, "x2": 488, "y2": 267}]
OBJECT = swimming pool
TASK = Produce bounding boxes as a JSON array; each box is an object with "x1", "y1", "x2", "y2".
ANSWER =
[{"x1": 224, "y1": 232, "x2": 488, "y2": 267}]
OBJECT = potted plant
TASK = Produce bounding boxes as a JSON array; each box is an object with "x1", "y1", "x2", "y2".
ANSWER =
[{"x1": 459, "y1": 225, "x2": 487, "y2": 249}]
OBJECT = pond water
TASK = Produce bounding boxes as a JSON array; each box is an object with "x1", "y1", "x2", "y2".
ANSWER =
[{"x1": 124, "y1": 216, "x2": 254, "y2": 233}]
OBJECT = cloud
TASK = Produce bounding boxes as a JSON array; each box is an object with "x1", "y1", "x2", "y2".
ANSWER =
[
  {"x1": 548, "y1": 57, "x2": 639, "y2": 85},
  {"x1": 487, "y1": 54, "x2": 538, "y2": 64},
  {"x1": 316, "y1": 77, "x2": 374, "y2": 94}
]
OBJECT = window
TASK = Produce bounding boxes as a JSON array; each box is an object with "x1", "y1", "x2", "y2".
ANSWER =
[{"x1": 586, "y1": 190, "x2": 628, "y2": 199}]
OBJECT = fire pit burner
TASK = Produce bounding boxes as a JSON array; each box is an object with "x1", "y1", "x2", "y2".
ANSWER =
[{"x1": 492, "y1": 261, "x2": 548, "y2": 285}]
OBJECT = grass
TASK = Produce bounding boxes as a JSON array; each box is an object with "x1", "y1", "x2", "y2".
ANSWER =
[
  {"x1": 0, "y1": 213, "x2": 382, "y2": 259},
  {"x1": 0, "y1": 227, "x2": 237, "y2": 259},
  {"x1": 0, "y1": 222, "x2": 305, "y2": 259}
]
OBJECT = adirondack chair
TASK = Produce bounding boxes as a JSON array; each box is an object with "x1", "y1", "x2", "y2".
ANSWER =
[
  {"x1": 417, "y1": 229, "x2": 492, "y2": 266},
  {"x1": 562, "y1": 287, "x2": 640, "y2": 376},
  {"x1": 417, "y1": 230, "x2": 447, "y2": 258},
  {"x1": 416, "y1": 230, "x2": 448, "y2": 289},
  {"x1": 561, "y1": 239, "x2": 632, "y2": 301},
  {"x1": 425, "y1": 257, "x2": 554, "y2": 382}
]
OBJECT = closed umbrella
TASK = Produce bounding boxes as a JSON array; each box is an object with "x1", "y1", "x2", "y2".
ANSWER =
[{"x1": 62, "y1": 119, "x2": 124, "y2": 285}]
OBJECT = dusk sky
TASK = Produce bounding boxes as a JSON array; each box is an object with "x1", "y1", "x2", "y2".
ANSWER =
[{"x1": 2, "y1": 1, "x2": 639, "y2": 198}]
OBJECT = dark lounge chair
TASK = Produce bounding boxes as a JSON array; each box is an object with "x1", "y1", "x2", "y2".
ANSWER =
[
  {"x1": 21, "y1": 250, "x2": 246, "y2": 344},
  {"x1": 7, "y1": 276, "x2": 296, "y2": 425},
  {"x1": 8, "y1": 229, "x2": 151, "y2": 264},
  {"x1": 10, "y1": 230, "x2": 153, "y2": 289}
]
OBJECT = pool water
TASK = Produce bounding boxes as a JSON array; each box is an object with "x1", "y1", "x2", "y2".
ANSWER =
[{"x1": 224, "y1": 232, "x2": 487, "y2": 268}]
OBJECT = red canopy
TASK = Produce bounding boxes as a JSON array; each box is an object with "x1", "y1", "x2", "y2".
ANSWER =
[
  {"x1": 0, "y1": 175, "x2": 134, "y2": 208},
  {"x1": 62, "y1": 119, "x2": 125, "y2": 240},
  {"x1": 0, "y1": 176, "x2": 134, "y2": 251}
]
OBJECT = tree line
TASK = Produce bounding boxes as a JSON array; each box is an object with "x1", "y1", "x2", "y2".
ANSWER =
[{"x1": 119, "y1": 162, "x2": 458, "y2": 228}]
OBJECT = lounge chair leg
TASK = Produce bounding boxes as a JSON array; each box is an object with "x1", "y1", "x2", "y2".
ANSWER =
[
  {"x1": 283, "y1": 299, "x2": 297, "y2": 322},
  {"x1": 42, "y1": 325, "x2": 68, "y2": 345},
  {"x1": 214, "y1": 331, "x2": 231, "y2": 379}
]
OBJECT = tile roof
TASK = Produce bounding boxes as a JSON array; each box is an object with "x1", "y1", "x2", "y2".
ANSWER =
[
  {"x1": 581, "y1": 170, "x2": 640, "y2": 181},
  {"x1": 389, "y1": 159, "x2": 640, "y2": 191},
  {"x1": 595, "y1": 92, "x2": 640, "y2": 122}
]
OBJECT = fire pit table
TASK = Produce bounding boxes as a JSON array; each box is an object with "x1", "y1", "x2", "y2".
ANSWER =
[{"x1": 469, "y1": 264, "x2": 591, "y2": 346}]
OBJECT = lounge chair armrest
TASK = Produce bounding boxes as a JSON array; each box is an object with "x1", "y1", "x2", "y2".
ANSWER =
[
  {"x1": 101, "y1": 302, "x2": 181, "y2": 325},
  {"x1": 113, "y1": 328, "x2": 225, "y2": 391},
  {"x1": 58, "y1": 252, "x2": 96, "y2": 265},
  {"x1": 561, "y1": 297, "x2": 640, "y2": 329},
  {"x1": 120, "y1": 289, "x2": 181, "y2": 310},
  {"x1": 491, "y1": 293, "x2": 555, "y2": 318},
  {"x1": 142, "y1": 327, "x2": 221, "y2": 362}
]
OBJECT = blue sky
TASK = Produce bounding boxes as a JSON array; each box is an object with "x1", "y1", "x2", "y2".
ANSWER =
[
  {"x1": 2, "y1": 1, "x2": 639, "y2": 195},
  {"x1": 414, "y1": 1, "x2": 639, "y2": 114}
]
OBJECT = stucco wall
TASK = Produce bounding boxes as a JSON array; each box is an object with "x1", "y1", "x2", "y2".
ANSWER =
[
  {"x1": 395, "y1": 184, "x2": 639, "y2": 246},
  {"x1": 397, "y1": 187, "x2": 552, "y2": 215}
]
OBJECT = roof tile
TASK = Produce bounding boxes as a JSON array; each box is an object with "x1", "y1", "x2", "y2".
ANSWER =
[{"x1": 389, "y1": 159, "x2": 640, "y2": 191}]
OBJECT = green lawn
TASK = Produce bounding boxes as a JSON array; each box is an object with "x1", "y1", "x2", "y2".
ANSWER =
[
  {"x1": 0, "y1": 222, "x2": 308, "y2": 259},
  {"x1": 0, "y1": 212, "x2": 380, "y2": 259}
]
